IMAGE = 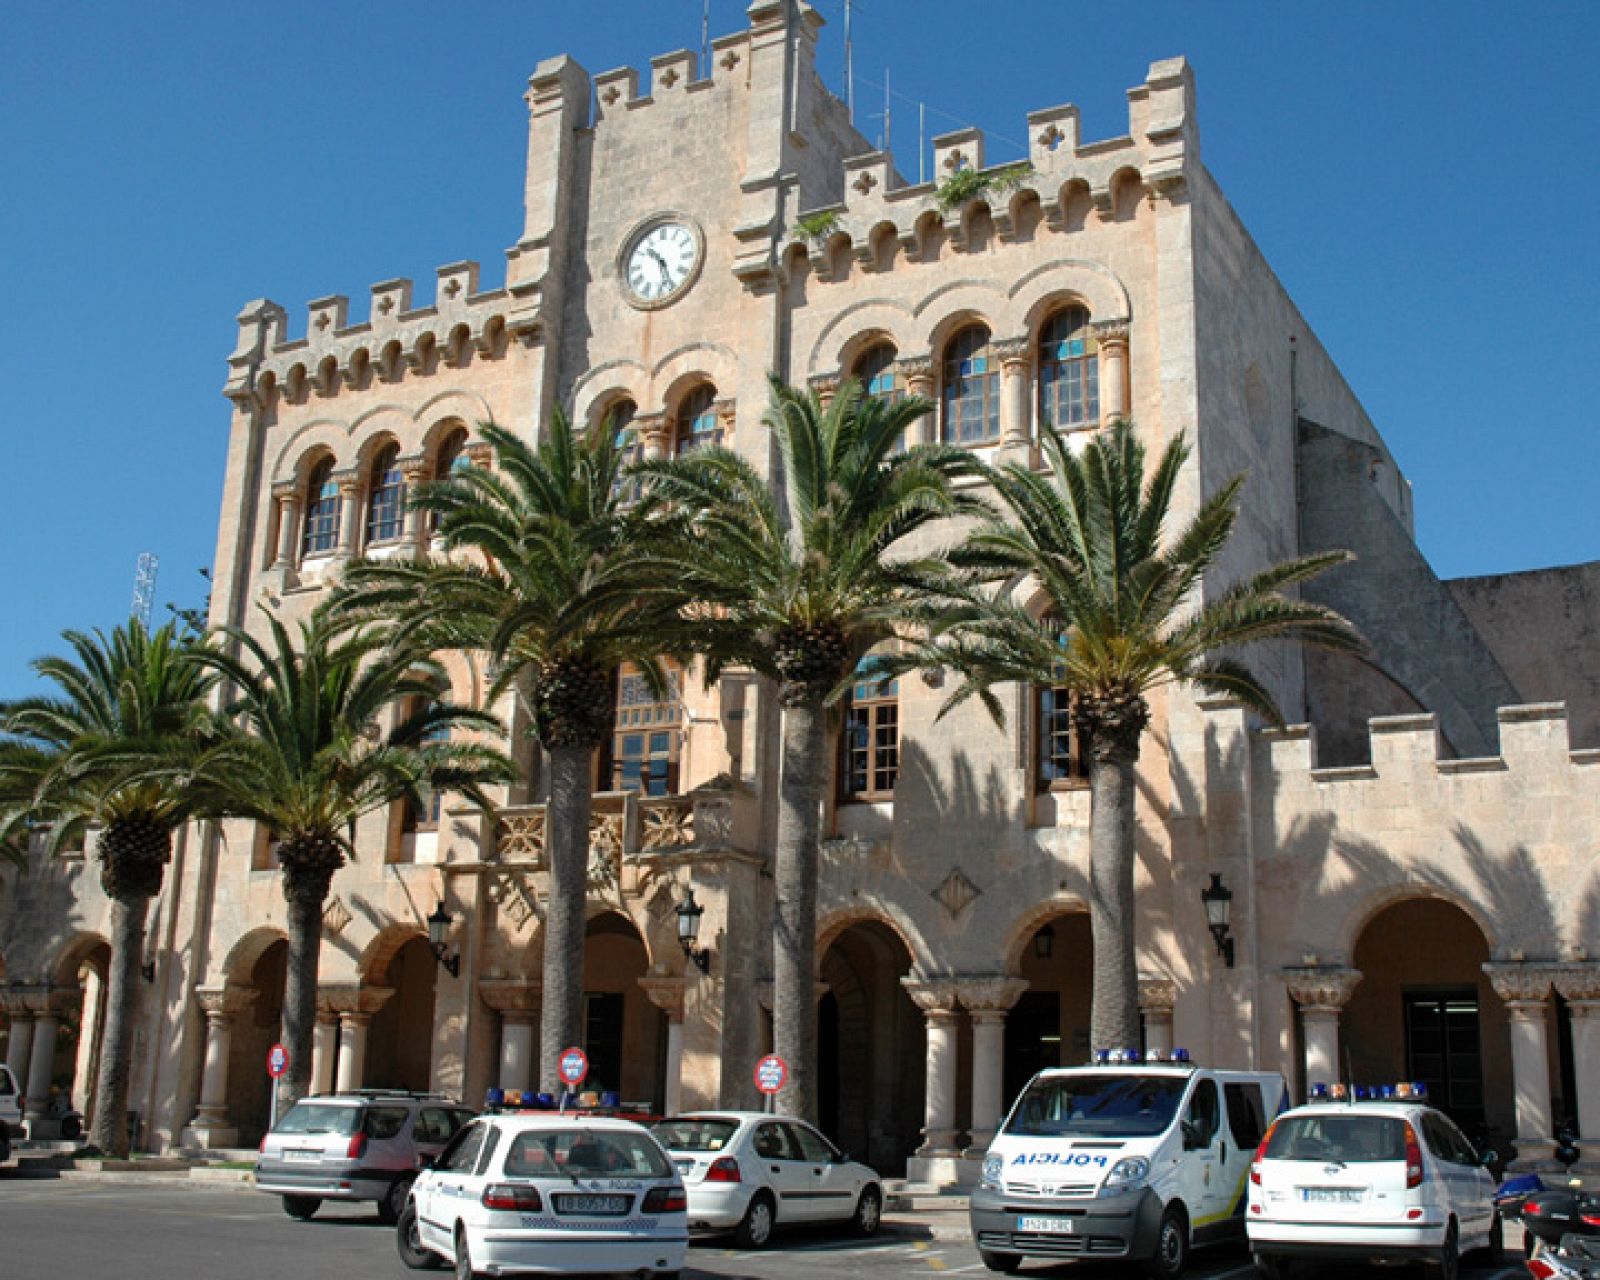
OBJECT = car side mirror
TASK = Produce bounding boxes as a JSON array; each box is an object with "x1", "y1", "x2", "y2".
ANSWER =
[
  {"x1": 1479, "y1": 1147, "x2": 1497, "y2": 1168},
  {"x1": 834, "y1": 1152, "x2": 851, "y2": 1164},
  {"x1": 416, "y1": 1154, "x2": 435, "y2": 1170}
]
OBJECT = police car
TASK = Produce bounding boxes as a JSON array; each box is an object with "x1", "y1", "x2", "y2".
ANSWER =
[
  {"x1": 1246, "y1": 1082, "x2": 1500, "y2": 1280},
  {"x1": 397, "y1": 1111, "x2": 688, "y2": 1278},
  {"x1": 970, "y1": 1050, "x2": 1286, "y2": 1277}
]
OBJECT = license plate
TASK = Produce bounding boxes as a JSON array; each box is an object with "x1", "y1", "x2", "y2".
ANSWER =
[
  {"x1": 1299, "y1": 1186, "x2": 1364, "y2": 1203},
  {"x1": 1018, "y1": 1215, "x2": 1074, "y2": 1234},
  {"x1": 284, "y1": 1149, "x2": 321, "y2": 1164},
  {"x1": 555, "y1": 1193, "x2": 630, "y2": 1215}
]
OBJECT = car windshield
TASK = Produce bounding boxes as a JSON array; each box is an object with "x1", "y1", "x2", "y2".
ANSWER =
[
  {"x1": 274, "y1": 1103, "x2": 362, "y2": 1136},
  {"x1": 503, "y1": 1128, "x2": 673, "y2": 1179},
  {"x1": 1264, "y1": 1114, "x2": 1406, "y2": 1163},
  {"x1": 651, "y1": 1117, "x2": 740, "y2": 1153},
  {"x1": 1005, "y1": 1074, "x2": 1188, "y2": 1138}
]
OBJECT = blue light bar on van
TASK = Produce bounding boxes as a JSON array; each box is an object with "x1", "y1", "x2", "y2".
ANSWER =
[
  {"x1": 1309, "y1": 1082, "x2": 1330, "y2": 1101},
  {"x1": 1171, "y1": 1048, "x2": 1191, "y2": 1064}
]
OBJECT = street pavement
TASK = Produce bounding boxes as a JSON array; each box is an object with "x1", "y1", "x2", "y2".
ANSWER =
[{"x1": 0, "y1": 1172, "x2": 1531, "y2": 1279}]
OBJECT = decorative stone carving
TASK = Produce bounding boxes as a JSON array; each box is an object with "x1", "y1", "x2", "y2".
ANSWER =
[
  {"x1": 898, "y1": 355, "x2": 935, "y2": 389},
  {"x1": 956, "y1": 976, "x2": 1029, "y2": 1012},
  {"x1": 1552, "y1": 963, "x2": 1600, "y2": 1002},
  {"x1": 497, "y1": 808, "x2": 547, "y2": 863},
  {"x1": 600, "y1": 84, "x2": 621, "y2": 106},
  {"x1": 853, "y1": 170, "x2": 877, "y2": 195},
  {"x1": 638, "y1": 975, "x2": 687, "y2": 1020},
  {"x1": 1282, "y1": 965, "x2": 1363, "y2": 1012},
  {"x1": 639, "y1": 797, "x2": 695, "y2": 851},
  {"x1": 1484, "y1": 962, "x2": 1556, "y2": 1005},
  {"x1": 317, "y1": 984, "x2": 394, "y2": 1017},
  {"x1": 1093, "y1": 321, "x2": 1130, "y2": 350},
  {"x1": 486, "y1": 868, "x2": 540, "y2": 931},
  {"x1": 1038, "y1": 124, "x2": 1065, "y2": 151},
  {"x1": 478, "y1": 978, "x2": 540, "y2": 1015},
  {"x1": 931, "y1": 868, "x2": 982, "y2": 920},
  {"x1": 194, "y1": 983, "x2": 255, "y2": 1021},
  {"x1": 719, "y1": 49, "x2": 740, "y2": 71},
  {"x1": 901, "y1": 979, "x2": 963, "y2": 1014},
  {"x1": 1138, "y1": 975, "x2": 1178, "y2": 1013},
  {"x1": 993, "y1": 337, "x2": 1030, "y2": 370}
]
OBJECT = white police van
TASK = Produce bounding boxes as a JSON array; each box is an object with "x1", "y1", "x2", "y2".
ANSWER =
[{"x1": 969, "y1": 1050, "x2": 1286, "y2": 1277}]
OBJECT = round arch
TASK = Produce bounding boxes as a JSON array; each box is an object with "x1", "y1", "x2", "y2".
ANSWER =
[
  {"x1": 999, "y1": 894, "x2": 1091, "y2": 976},
  {"x1": 1008, "y1": 258, "x2": 1132, "y2": 331},
  {"x1": 805, "y1": 298, "x2": 918, "y2": 378},
  {"x1": 221, "y1": 926, "x2": 290, "y2": 985},
  {"x1": 1338, "y1": 881, "x2": 1501, "y2": 962},
  {"x1": 358, "y1": 922, "x2": 429, "y2": 985},
  {"x1": 51, "y1": 932, "x2": 112, "y2": 988},
  {"x1": 816, "y1": 903, "x2": 926, "y2": 977}
]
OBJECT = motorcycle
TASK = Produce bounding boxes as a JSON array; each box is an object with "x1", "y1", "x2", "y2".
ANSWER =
[
  {"x1": 1527, "y1": 1236, "x2": 1600, "y2": 1279},
  {"x1": 1517, "y1": 1180, "x2": 1600, "y2": 1258}
]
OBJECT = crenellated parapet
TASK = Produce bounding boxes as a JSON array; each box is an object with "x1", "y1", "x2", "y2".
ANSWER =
[
  {"x1": 783, "y1": 56, "x2": 1197, "y2": 282},
  {"x1": 223, "y1": 259, "x2": 536, "y2": 408}
]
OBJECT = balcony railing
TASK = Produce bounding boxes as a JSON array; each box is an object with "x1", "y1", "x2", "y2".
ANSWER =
[{"x1": 493, "y1": 789, "x2": 749, "y2": 868}]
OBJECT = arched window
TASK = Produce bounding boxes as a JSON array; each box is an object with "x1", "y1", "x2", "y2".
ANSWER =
[
  {"x1": 841, "y1": 658, "x2": 899, "y2": 801},
  {"x1": 1038, "y1": 306, "x2": 1099, "y2": 430},
  {"x1": 300, "y1": 457, "x2": 341, "y2": 558},
  {"x1": 1036, "y1": 685, "x2": 1089, "y2": 789},
  {"x1": 608, "y1": 398, "x2": 641, "y2": 501},
  {"x1": 853, "y1": 342, "x2": 903, "y2": 405},
  {"x1": 940, "y1": 324, "x2": 1000, "y2": 446},
  {"x1": 608, "y1": 663, "x2": 682, "y2": 796},
  {"x1": 364, "y1": 443, "x2": 404, "y2": 546},
  {"x1": 436, "y1": 427, "x2": 469, "y2": 476},
  {"x1": 675, "y1": 385, "x2": 721, "y2": 456}
]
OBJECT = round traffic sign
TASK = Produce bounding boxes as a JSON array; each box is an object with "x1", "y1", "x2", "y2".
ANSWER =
[
  {"x1": 558, "y1": 1046, "x2": 589, "y2": 1087},
  {"x1": 754, "y1": 1054, "x2": 788, "y2": 1095},
  {"x1": 267, "y1": 1043, "x2": 290, "y2": 1079}
]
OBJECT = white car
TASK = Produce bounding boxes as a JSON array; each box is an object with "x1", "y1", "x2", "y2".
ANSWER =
[
  {"x1": 1247, "y1": 1094, "x2": 1501, "y2": 1280},
  {"x1": 398, "y1": 1112, "x2": 688, "y2": 1278},
  {"x1": 651, "y1": 1111, "x2": 883, "y2": 1248}
]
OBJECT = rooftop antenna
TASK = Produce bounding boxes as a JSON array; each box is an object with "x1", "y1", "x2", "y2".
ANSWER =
[
  {"x1": 131, "y1": 552, "x2": 159, "y2": 629},
  {"x1": 844, "y1": 0, "x2": 856, "y2": 124},
  {"x1": 882, "y1": 66, "x2": 891, "y2": 155},
  {"x1": 701, "y1": 0, "x2": 711, "y2": 78}
]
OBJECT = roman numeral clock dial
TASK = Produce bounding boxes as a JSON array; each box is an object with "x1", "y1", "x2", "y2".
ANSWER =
[{"x1": 620, "y1": 217, "x2": 702, "y2": 309}]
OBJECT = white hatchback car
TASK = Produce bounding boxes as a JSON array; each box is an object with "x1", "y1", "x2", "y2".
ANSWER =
[
  {"x1": 398, "y1": 1112, "x2": 688, "y2": 1278},
  {"x1": 1247, "y1": 1096, "x2": 1501, "y2": 1280},
  {"x1": 651, "y1": 1111, "x2": 883, "y2": 1248}
]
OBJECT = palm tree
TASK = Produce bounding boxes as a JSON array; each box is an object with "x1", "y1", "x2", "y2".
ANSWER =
[
  {"x1": 331, "y1": 414, "x2": 688, "y2": 1095},
  {"x1": 919, "y1": 420, "x2": 1363, "y2": 1050},
  {"x1": 0, "y1": 620, "x2": 218, "y2": 1156},
  {"x1": 639, "y1": 376, "x2": 985, "y2": 1122},
  {"x1": 196, "y1": 614, "x2": 511, "y2": 1111}
]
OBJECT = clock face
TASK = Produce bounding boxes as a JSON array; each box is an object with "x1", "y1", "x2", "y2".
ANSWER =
[{"x1": 623, "y1": 219, "x2": 700, "y2": 307}]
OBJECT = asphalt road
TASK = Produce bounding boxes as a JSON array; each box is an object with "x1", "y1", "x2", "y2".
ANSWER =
[{"x1": 0, "y1": 1176, "x2": 1532, "y2": 1280}]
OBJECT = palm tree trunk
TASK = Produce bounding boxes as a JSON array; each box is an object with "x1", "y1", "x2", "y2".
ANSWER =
[
  {"x1": 1088, "y1": 748, "x2": 1141, "y2": 1052},
  {"x1": 279, "y1": 886, "x2": 323, "y2": 1113},
  {"x1": 539, "y1": 743, "x2": 592, "y2": 1095},
  {"x1": 88, "y1": 894, "x2": 148, "y2": 1156},
  {"x1": 773, "y1": 698, "x2": 826, "y2": 1123}
]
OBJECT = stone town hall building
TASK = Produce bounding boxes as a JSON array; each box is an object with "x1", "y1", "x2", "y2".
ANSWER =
[{"x1": 2, "y1": 2, "x2": 1597, "y2": 1181}]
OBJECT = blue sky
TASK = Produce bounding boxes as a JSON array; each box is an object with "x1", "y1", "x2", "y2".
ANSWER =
[{"x1": 3, "y1": 1, "x2": 1596, "y2": 697}]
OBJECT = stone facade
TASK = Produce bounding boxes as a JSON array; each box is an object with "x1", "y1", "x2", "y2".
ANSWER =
[{"x1": 2, "y1": 1, "x2": 1596, "y2": 1180}]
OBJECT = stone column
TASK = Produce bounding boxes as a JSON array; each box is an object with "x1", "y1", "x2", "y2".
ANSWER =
[
  {"x1": 311, "y1": 1007, "x2": 339, "y2": 1096},
  {"x1": 399, "y1": 455, "x2": 429, "y2": 552},
  {"x1": 325, "y1": 986, "x2": 393, "y2": 1094},
  {"x1": 1283, "y1": 966, "x2": 1362, "y2": 1097},
  {"x1": 271, "y1": 483, "x2": 301, "y2": 570},
  {"x1": 480, "y1": 979, "x2": 542, "y2": 1097},
  {"x1": 1487, "y1": 964, "x2": 1557, "y2": 1166},
  {"x1": 334, "y1": 469, "x2": 361, "y2": 558},
  {"x1": 1139, "y1": 975, "x2": 1178, "y2": 1060},
  {"x1": 1095, "y1": 322, "x2": 1130, "y2": 423},
  {"x1": 71, "y1": 969, "x2": 104, "y2": 1123},
  {"x1": 183, "y1": 984, "x2": 252, "y2": 1148},
  {"x1": 2, "y1": 990, "x2": 35, "y2": 1085},
  {"x1": 957, "y1": 977, "x2": 1028, "y2": 1158},
  {"x1": 636, "y1": 413, "x2": 670, "y2": 462},
  {"x1": 899, "y1": 357, "x2": 936, "y2": 447},
  {"x1": 903, "y1": 980, "x2": 963, "y2": 1158},
  {"x1": 639, "y1": 977, "x2": 688, "y2": 1117},
  {"x1": 23, "y1": 994, "x2": 66, "y2": 1134},
  {"x1": 808, "y1": 373, "x2": 840, "y2": 410},
  {"x1": 1554, "y1": 965, "x2": 1600, "y2": 1169},
  {"x1": 995, "y1": 338, "x2": 1031, "y2": 459}
]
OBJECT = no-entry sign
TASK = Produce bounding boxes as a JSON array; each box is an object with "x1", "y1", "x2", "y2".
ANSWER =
[
  {"x1": 558, "y1": 1046, "x2": 589, "y2": 1087},
  {"x1": 754, "y1": 1054, "x2": 788, "y2": 1095},
  {"x1": 267, "y1": 1043, "x2": 290, "y2": 1079}
]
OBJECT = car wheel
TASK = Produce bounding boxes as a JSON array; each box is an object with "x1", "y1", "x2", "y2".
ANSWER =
[
  {"x1": 734, "y1": 1192, "x2": 775, "y2": 1249},
  {"x1": 1482, "y1": 1211, "x2": 1504, "y2": 1266},
  {"x1": 453, "y1": 1226, "x2": 479, "y2": 1280},
  {"x1": 0, "y1": 1122, "x2": 10, "y2": 1165},
  {"x1": 397, "y1": 1203, "x2": 444, "y2": 1271},
  {"x1": 1143, "y1": 1205, "x2": 1189, "y2": 1280},
  {"x1": 978, "y1": 1248, "x2": 1023, "y2": 1274},
  {"x1": 380, "y1": 1176, "x2": 414, "y2": 1226},
  {"x1": 1254, "y1": 1251, "x2": 1292, "y2": 1280},
  {"x1": 1434, "y1": 1221, "x2": 1460, "y2": 1280},
  {"x1": 851, "y1": 1185, "x2": 882, "y2": 1237},
  {"x1": 281, "y1": 1194, "x2": 321, "y2": 1220}
]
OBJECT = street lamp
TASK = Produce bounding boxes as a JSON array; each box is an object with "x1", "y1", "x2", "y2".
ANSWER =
[
  {"x1": 1033, "y1": 923, "x2": 1056, "y2": 960},
  {"x1": 1200, "y1": 872, "x2": 1235, "y2": 968},
  {"x1": 426, "y1": 900, "x2": 461, "y2": 978},
  {"x1": 676, "y1": 889, "x2": 711, "y2": 974}
]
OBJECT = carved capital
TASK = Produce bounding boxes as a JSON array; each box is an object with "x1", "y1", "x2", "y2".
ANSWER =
[
  {"x1": 898, "y1": 355, "x2": 935, "y2": 390},
  {"x1": 194, "y1": 983, "x2": 255, "y2": 1021},
  {"x1": 0, "y1": 985, "x2": 41, "y2": 1017},
  {"x1": 638, "y1": 975, "x2": 687, "y2": 1020},
  {"x1": 318, "y1": 983, "x2": 394, "y2": 1017},
  {"x1": 1552, "y1": 963, "x2": 1600, "y2": 1002},
  {"x1": 1484, "y1": 962, "x2": 1555, "y2": 1006},
  {"x1": 25, "y1": 986, "x2": 79, "y2": 1018},
  {"x1": 271, "y1": 480, "x2": 299, "y2": 504},
  {"x1": 399, "y1": 454, "x2": 430, "y2": 484},
  {"x1": 478, "y1": 978, "x2": 541, "y2": 1016},
  {"x1": 1282, "y1": 965, "x2": 1363, "y2": 1013},
  {"x1": 1093, "y1": 321, "x2": 1130, "y2": 351},
  {"x1": 808, "y1": 373, "x2": 841, "y2": 399},
  {"x1": 954, "y1": 975, "x2": 1029, "y2": 1012},
  {"x1": 901, "y1": 978, "x2": 963, "y2": 1014},
  {"x1": 993, "y1": 337, "x2": 1030, "y2": 371},
  {"x1": 464, "y1": 442, "x2": 493, "y2": 469},
  {"x1": 1138, "y1": 975, "x2": 1178, "y2": 1014},
  {"x1": 333, "y1": 468, "x2": 361, "y2": 498}
]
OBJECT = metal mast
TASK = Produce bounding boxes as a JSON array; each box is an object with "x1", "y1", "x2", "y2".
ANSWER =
[{"x1": 131, "y1": 552, "x2": 159, "y2": 628}]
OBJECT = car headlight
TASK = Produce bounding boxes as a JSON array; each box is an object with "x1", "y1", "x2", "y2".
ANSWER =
[
  {"x1": 981, "y1": 1155, "x2": 1004, "y2": 1188},
  {"x1": 1101, "y1": 1156, "x2": 1150, "y2": 1197}
]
